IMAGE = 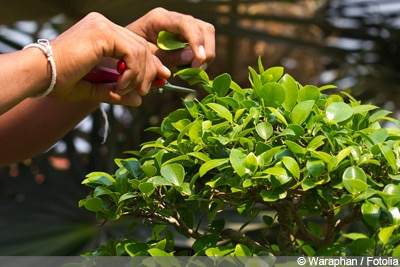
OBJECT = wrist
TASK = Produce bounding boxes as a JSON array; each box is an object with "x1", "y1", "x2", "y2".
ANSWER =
[{"x1": 23, "y1": 39, "x2": 57, "y2": 97}]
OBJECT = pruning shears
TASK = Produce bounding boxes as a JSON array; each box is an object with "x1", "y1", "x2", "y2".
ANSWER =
[{"x1": 84, "y1": 60, "x2": 195, "y2": 94}]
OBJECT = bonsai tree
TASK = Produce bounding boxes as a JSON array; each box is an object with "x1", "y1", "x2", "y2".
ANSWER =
[{"x1": 79, "y1": 58, "x2": 400, "y2": 257}]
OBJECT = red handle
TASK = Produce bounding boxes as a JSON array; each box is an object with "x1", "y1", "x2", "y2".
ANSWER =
[{"x1": 84, "y1": 59, "x2": 166, "y2": 87}]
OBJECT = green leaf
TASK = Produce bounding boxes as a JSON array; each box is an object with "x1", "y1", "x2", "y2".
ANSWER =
[
  {"x1": 262, "y1": 66, "x2": 284, "y2": 83},
  {"x1": 342, "y1": 166, "x2": 369, "y2": 194},
  {"x1": 157, "y1": 31, "x2": 188, "y2": 50},
  {"x1": 326, "y1": 102, "x2": 354, "y2": 123},
  {"x1": 264, "y1": 166, "x2": 291, "y2": 185},
  {"x1": 257, "y1": 83, "x2": 286, "y2": 108},
  {"x1": 147, "y1": 247, "x2": 171, "y2": 256},
  {"x1": 230, "y1": 149, "x2": 248, "y2": 177},
  {"x1": 83, "y1": 197, "x2": 103, "y2": 212},
  {"x1": 82, "y1": 172, "x2": 115, "y2": 186},
  {"x1": 248, "y1": 66, "x2": 262, "y2": 90},
  {"x1": 138, "y1": 182, "x2": 155, "y2": 196},
  {"x1": 261, "y1": 189, "x2": 286, "y2": 202},
  {"x1": 291, "y1": 100, "x2": 315, "y2": 125},
  {"x1": 160, "y1": 164, "x2": 185, "y2": 186},
  {"x1": 118, "y1": 192, "x2": 136, "y2": 203},
  {"x1": 244, "y1": 152, "x2": 258, "y2": 174},
  {"x1": 199, "y1": 158, "x2": 229, "y2": 177},
  {"x1": 378, "y1": 184, "x2": 400, "y2": 207},
  {"x1": 378, "y1": 225, "x2": 398, "y2": 245},
  {"x1": 282, "y1": 156, "x2": 300, "y2": 179},
  {"x1": 378, "y1": 143, "x2": 397, "y2": 171},
  {"x1": 306, "y1": 159, "x2": 325, "y2": 178},
  {"x1": 298, "y1": 85, "x2": 320, "y2": 102},
  {"x1": 193, "y1": 235, "x2": 218, "y2": 253},
  {"x1": 121, "y1": 159, "x2": 141, "y2": 177},
  {"x1": 234, "y1": 244, "x2": 251, "y2": 256},
  {"x1": 389, "y1": 207, "x2": 400, "y2": 225},
  {"x1": 267, "y1": 107, "x2": 288, "y2": 126},
  {"x1": 285, "y1": 140, "x2": 306, "y2": 155},
  {"x1": 207, "y1": 103, "x2": 233, "y2": 123},
  {"x1": 352, "y1": 104, "x2": 378, "y2": 114},
  {"x1": 279, "y1": 74, "x2": 298, "y2": 111},
  {"x1": 255, "y1": 121, "x2": 273, "y2": 140},
  {"x1": 212, "y1": 73, "x2": 231, "y2": 97},
  {"x1": 175, "y1": 68, "x2": 210, "y2": 86},
  {"x1": 361, "y1": 201, "x2": 381, "y2": 228}
]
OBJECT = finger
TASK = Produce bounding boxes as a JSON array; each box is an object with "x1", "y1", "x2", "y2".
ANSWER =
[
  {"x1": 128, "y1": 8, "x2": 215, "y2": 67},
  {"x1": 88, "y1": 82, "x2": 143, "y2": 106},
  {"x1": 135, "y1": 55, "x2": 171, "y2": 96},
  {"x1": 149, "y1": 41, "x2": 194, "y2": 68}
]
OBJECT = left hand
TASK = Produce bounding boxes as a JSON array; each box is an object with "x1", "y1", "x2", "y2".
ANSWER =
[{"x1": 126, "y1": 7, "x2": 215, "y2": 70}]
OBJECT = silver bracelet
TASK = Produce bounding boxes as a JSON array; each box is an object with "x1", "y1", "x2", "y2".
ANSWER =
[{"x1": 23, "y1": 39, "x2": 57, "y2": 97}]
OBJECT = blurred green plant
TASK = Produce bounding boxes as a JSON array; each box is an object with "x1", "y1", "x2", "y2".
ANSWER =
[{"x1": 80, "y1": 57, "x2": 400, "y2": 256}]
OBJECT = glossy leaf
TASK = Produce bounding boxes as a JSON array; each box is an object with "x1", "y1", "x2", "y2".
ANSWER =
[
  {"x1": 298, "y1": 85, "x2": 320, "y2": 102},
  {"x1": 282, "y1": 156, "x2": 300, "y2": 179},
  {"x1": 207, "y1": 103, "x2": 233, "y2": 123},
  {"x1": 342, "y1": 166, "x2": 369, "y2": 194},
  {"x1": 244, "y1": 152, "x2": 258, "y2": 174},
  {"x1": 326, "y1": 102, "x2": 354, "y2": 123},
  {"x1": 157, "y1": 31, "x2": 188, "y2": 50},
  {"x1": 212, "y1": 73, "x2": 232, "y2": 97},
  {"x1": 258, "y1": 83, "x2": 286, "y2": 108},
  {"x1": 199, "y1": 158, "x2": 229, "y2": 177},
  {"x1": 230, "y1": 149, "x2": 248, "y2": 177},
  {"x1": 83, "y1": 197, "x2": 103, "y2": 212},
  {"x1": 361, "y1": 201, "x2": 381, "y2": 228},
  {"x1": 161, "y1": 164, "x2": 185, "y2": 186},
  {"x1": 280, "y1": 73, "x2": 298, "y2": 111},
  {"x1": 256, "y1": 121, "x2": 273, "y2": 140},
  {"x1": 379, "y1": 226, "x2": 398, "y2": 245},
  {"x1": 264, "y1": 166, "x2": 291, "y2": 185},
  {"x1": 291, "y1": 100, "x2": 315, "y2": 125},
  {"x1": 82, "y1": 172, "x2": 115, "y2": 186}
]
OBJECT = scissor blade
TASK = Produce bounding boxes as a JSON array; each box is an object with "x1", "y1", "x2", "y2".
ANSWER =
[{"x1": 161, "y1": 81, "x2": 196, "y2": 93}]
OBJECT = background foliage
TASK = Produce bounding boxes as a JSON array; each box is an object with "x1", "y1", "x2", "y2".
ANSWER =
[{"x1": 0, "y1": 0, "x2": 399, "y2": 255}]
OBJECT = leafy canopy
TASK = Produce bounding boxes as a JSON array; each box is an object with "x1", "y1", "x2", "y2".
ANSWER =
[{"x1": 80, "y1": 57, "x2": 400, "y2": 257}]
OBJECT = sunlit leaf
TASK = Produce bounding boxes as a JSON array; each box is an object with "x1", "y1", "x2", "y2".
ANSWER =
[
  {"x1": 256, "y1": 121, "x2": 273, "y2": 140},
  {"x1": 326, "y1": 102, "x2": 353, "y2": 123},
  {"x1": 199, "y1": 158, "x2": 229, "y2": 177},
  {"x1": 207, "y1": 103, "x2": 233, "y2": 123},
  {"x1": 157, "y1": 31, "x2": 188, "y2": 50},
  {"x1": 291, "y1": 100, "x2": 315, "y2": 125},
  {"x1": 279, "y1": 73, "x2": 298, "y2": 111},
  {"x1": 342, "y1": 166, "x2": 369, "y2": 194},
  {"x1": 161, "y1": 164, "x2": 185, "y2": 186},
  {"x1": 212, "y1": 73, "x2": 232, "y2": 97},
  {"x1": 282, "y1": 156, "x2": 300, "y2": 179},
  {"x1": 378, "y1": 225, "x2": 398, "y2": 245}
]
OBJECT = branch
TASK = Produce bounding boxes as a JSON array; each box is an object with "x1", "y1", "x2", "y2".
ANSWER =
[{"x1": 221, "y1": 228, "x2": 265, "y2": 251}]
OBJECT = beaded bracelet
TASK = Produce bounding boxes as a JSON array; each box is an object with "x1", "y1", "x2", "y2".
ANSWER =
[{"x1": 23, "y1": 39, "x2": 57, "y2": 97}]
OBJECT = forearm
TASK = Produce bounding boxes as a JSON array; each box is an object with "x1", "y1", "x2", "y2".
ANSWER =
[
  {"x1": 0, "y1": 49, "x2": 52, "y2": 114},
  {"x1": 0, "y1": 97, "x2": 98, "y2": 166}
]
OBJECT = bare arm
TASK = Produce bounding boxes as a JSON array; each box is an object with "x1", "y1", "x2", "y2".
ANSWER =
[
  {"x1": 0, "y1": 98, "x2": 98, "y2": 167},
  {"x1": 0, "y1": 9, "x2": 215, "y2": 166}
]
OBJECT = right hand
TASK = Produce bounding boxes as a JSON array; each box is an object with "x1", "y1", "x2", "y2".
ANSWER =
[{"x1": 47, "y1": 12, "x2": 170, "y2": 106}]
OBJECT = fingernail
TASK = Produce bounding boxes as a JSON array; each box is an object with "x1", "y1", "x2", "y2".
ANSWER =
[
  {"x1": 163, "y1": 65, "x2": 171, "y2": 76},
  {"x1": 120, "y1": 88, "x2": 131, "y2": 96},
  {"x1": 198, "y1": 45, "x2": 206, "y2": 60},
  {"x1": 199, "y1": 63, "x2": 208, "y2": 70},
  {"x1": 180, "y1": 49, "x2": 193, "y2": 62},
  {"x1": 122, "y1": 80, "x2": 131, "y2": 90}
]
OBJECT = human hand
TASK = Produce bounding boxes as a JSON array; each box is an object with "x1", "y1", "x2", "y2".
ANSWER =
[
  {"x1": 48, "y1": 12, "x2": 170, "y2": 106},
  {"x1": 126, "y1": 7, "x2": 215, "y2": 70}
]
